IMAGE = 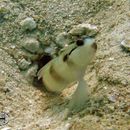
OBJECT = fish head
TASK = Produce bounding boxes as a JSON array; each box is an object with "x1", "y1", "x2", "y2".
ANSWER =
[{"x1": 68, "y1": 37, "x2": 97, "y2": 68}]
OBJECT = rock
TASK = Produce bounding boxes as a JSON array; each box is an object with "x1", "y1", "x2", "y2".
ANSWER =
[
  {"x1": 108, "y1": 57, "x2": 114, "y2": 61},
  {"x1": 44, "y1": 44, "x2": 57, "y2": 56},
  {"x1": 69, "y1": 23, "x2": 99, "y2": 36},
  {"x1": 20, "y1": 17, "x2": 37, "y2": 31},
  {"x1": 121, "y1": 37, "x2": 130, "y2": 51},
  {"x1": 107, "y1": 94, "x2": 117, "y2": 102},
  {"x1": 12, "y1": 49, "x2": 40, "y2": 62},
  {"x1": 18, "y1": 58, "x2": 31, "y2": 70},
  {"x1": 25, "y1": 64, "x2": 38, "y2": 83},
  {"x1": 38, "y1": 33, "x2": 51, "y2": 46},
  {"x1": 56, "y1": 32, "x2": 72, "y2": 47},
  {"x1": 23, "y1": 51, "x2": 41, "y2": 61},
  {"x1": 14, "y1": 49, "x2": 40, "y2": 61},
  {"x1": 22, "y1": 37, "x2": 41, "y2": 54},
  {"x1": 0, "y1": 6, "x2": 9, "y2": 23}
]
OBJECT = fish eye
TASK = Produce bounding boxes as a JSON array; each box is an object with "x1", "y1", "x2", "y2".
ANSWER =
[{"x1": 76, "y1": 39, "x2": 84, "y2": 46}]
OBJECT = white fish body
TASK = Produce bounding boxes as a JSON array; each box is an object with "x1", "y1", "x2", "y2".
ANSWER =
[{"x1": 38, "y1": 37, "x2": 97, "y2": 113}]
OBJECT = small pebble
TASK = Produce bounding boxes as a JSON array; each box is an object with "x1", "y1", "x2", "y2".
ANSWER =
[
  {"x1": 1, "y1": 70, "x2": 5, "y2": 74},
  {"x1": 108, "y1": 57, "x2": 114, "y2": 61},
  {"x1": 69, "y1": 23, "x2": 99, "y2": 36},
  {"x1": 10, "y1": 45, "x2": 16, "y2": 49},
  {"x1": 25, "y1": 64, "x2": 38, "y2": 82},
  {"x1": 15, "y1": 50, "x2": 40, "y2": 61},
  {"x1": 107, "y1": 94, "x2": 117, "y2": 102},
  {"x1": 22, "y1": 37, "x2": 40, "y2": 54},
  {"x1": 56, "y1": 32, "x2": 72, "y2": 47},
  {"x1": 44, "y1": 44, "x2": 57, "y2": 56},
  {"x1": 104, "y1": 86, "x2": 108, "y2": 90},
  {"x1": 121, "y1": 36, "x2": 130, "y2": 51},
  {"x1": 20, "y1": 17, "x2": 37, "y2": 31},
  {"x1": 18, "y1": 58, "x2": 31, "y2": 70}
]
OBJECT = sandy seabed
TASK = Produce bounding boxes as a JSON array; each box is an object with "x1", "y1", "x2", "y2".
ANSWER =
[{"x1": 0, "y1": 0, "x2": 130, "y2": 130}]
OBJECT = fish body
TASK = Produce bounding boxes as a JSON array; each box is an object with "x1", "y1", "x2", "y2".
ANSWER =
[
  {"x1": 38, "y1": 37, "x2": 97, "y2": 113},
  {"x1": 38, "y1": 37, "x2": 96, "y2": 92}
]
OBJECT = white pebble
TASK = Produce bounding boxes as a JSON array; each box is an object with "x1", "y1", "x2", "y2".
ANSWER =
[
  {"x1": 108, "y1": 57, "x2": 114, "y2": 61},
  {"x1": 1, "y1": 70, "x2": 5, "y2": 74},
  {"x1": 107, "y1": 94, "x2": 116, "y2": 102},
  {"x1": 104, "y1": 86, "x2": 107, "y2": 90},
  {"x1": 10, "y1": 45, "x2": 16, "y2": 49}
]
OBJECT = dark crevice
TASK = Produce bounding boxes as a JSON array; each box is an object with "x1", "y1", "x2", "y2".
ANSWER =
[
  {"x1": 36, "y1": 54, "x2": 52, "y2": 71},
  {"x1": 32, "y1": 54, "x2": 52, "y2": 89}
]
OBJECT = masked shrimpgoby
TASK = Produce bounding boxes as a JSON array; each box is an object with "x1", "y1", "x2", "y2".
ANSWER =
[{"x1": 38, "y1": 37, "x2": 97, "y2": 115}]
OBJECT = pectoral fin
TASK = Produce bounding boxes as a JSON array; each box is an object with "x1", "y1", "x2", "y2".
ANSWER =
[
  {"x1": 37, "y1": 67, "x2": 44, "y2": 80},
  {"x1": 68, "y1": 78, "x2": 89, "y2": 114},
  {"x1": 37, "y1": 59, "x2": 53, "y2": 80}
]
